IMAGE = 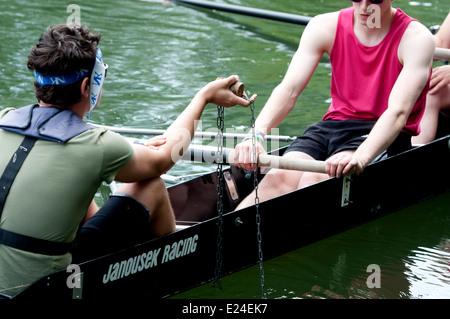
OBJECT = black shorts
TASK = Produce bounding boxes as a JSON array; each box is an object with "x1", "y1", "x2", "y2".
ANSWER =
[
  {"x1": 72, "y1": 193, "x2": 151, "y2": 263},
  {"x1": 284, "y1": 120, "x2": 412, "y2": 160}
]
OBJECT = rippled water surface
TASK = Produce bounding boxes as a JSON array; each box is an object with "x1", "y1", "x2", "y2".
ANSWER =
[
  {"x1": 174, "y1": 193, "x2": 450, "y2": 299},
  {"x1": 1, "y1": 0, "x2": 449, "y2": 299}
]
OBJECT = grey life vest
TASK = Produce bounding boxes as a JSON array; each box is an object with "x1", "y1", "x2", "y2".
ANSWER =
[{"x1": 0, "y1": 104, "x2": 94, "y2": 255}]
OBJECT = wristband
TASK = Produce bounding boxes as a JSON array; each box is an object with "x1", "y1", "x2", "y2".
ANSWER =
[{"x1": 242, "y1": 131, "x2": 265, "y2": 143}]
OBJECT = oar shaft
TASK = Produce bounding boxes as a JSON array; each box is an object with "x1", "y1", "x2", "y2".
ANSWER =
[
  {"x1": 173, "y1": 0, "x2": 311, "y2": 25},
  {"x1": 435, "y1": 47, "x2": 450, "y2": 61},
  {"x1": 184, "y1": 146, "x2": 327, "y2": 173},
  {"x1": 97, "y1": 125, "x2": 165, "y2": 136},
  {"x1": 257, "y1": 154, "x2": 327, "y2": 174},
  {"x1": 184, "y1": 145, "x2": 326, "y2": 173},
  {"x1": 97, "y1": 124, "x2": 295, "y2": 142},
  {"x1": 127, "y1": 137, "x2": 326, "y2": 173}
]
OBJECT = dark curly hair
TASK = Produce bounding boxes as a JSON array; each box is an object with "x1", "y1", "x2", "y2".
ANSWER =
[{"x1": 27, "y1": 24, "x2": 101, "y2": 107}]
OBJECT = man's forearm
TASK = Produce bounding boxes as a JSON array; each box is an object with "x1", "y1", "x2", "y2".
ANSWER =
[
  {"x1": 255, "y1": 84, "x2": 298, "y2": 135},
  {"x1": 353, "y1": 109, "x2": 409, "y2": 166}
]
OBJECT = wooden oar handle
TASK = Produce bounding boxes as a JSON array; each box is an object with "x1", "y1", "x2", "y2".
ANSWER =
[
  {"x1": 258, "y1": 154, "x2": 327, "y2": 174},
  {"x1": 224, "y1": 150, "x2": 327, "y2": 173},
  {"x1": 216, "y1": 77, "x2": 245, "y2": 96},
  {"x1": 229, "y1": 81, "x2": 245, "y2": 96},
  {"x1": 435, "y1": 48, "x2": 450, "y2": 61}
]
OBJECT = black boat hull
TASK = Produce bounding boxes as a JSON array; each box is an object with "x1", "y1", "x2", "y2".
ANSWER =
[{"x1": 4, "y1": 136, "x2": 450, "y2": 300}]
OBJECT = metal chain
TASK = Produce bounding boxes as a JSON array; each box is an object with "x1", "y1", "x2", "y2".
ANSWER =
[
  {"x1": 213, "y1": 104, "x2": 224, "y2": 289},
  {"x1": 213, "y1": 96, "x2": 266, "y2": 298},
  {"x1": 250, "y1": 99, "x2": 266, "y2": 299}
]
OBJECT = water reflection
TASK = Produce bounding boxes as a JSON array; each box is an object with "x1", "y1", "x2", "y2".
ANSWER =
[
  {"x1": 174, "y1": 193, "x2": 450, "y2": 299},
  {"x1": 405, "y1": 241, "x2": 450, "y2": 298},
  {"x1": 289, "y1": 194, "x2": 450, "y2": 299}
]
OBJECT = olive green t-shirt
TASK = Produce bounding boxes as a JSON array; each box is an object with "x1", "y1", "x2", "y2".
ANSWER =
[{"x1": 0, "y1": 107, "x2": 133, "y2": 296}]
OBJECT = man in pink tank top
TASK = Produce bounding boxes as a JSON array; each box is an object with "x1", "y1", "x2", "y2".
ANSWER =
[{"x1": 234, "y1": 0, "x2": 434, "y2": 209}]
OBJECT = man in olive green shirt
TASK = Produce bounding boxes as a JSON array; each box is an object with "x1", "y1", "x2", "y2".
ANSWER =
[{"x1": 0, "y1": 24, "x2": 254, "y2": 296}]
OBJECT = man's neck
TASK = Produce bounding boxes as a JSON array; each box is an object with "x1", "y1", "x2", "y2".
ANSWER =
[
  {"x1": 39, "y1": 101, "x2": 85, "y2": 119},
  {"x1": 353, "y1": 7, "x2": 396, "y2": 47}
]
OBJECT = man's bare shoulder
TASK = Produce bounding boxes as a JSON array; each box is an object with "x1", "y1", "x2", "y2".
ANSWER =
[
  {"x1": 406, "y1": 20, "x2": 434, "y2": 38},
  {"x1": 397, "y1": 20, "x2": 435, "y2": 68},
  {"x1": 302, "y1": 11, "x2": 340, "y2": 52},
  {"x1": 308, "y1": 11, "x2": 340, "y2": 30},
  {"x1": 401, "y1": 20, "x2": 435, "y2": 57}
]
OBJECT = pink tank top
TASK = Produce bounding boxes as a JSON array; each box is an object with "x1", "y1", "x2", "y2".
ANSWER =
[{"x1": 323, "y1": 7, "x2": 429, "y2": 135}]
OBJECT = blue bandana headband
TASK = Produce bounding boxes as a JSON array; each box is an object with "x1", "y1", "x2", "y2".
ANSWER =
[
  {"x1": 88, "y1": 48, "x2": 106, "y2": 119},
  {"x1": 34, "y1": 69, "x2": 90, "y2": 86},
  {"x1": 33, "y1": 48, "x2": 106, "y2": 119}
]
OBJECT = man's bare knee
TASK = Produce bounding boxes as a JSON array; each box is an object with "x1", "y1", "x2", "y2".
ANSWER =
[
  {"x1": 116, "y1": 178, "x2": 175, "y2": 236},
  {"x1": 116, "y1": 178, "x2": 166, "y2": 206},
  {"x1": 263, "y1": 168, "x2": 304, "y2": 193},
  {"x1": 298, "y1": 172, "x2": 329, "y2": 188}
]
